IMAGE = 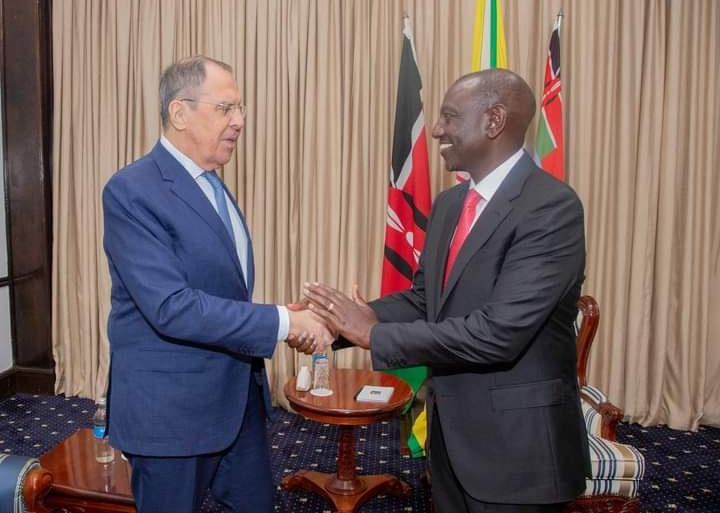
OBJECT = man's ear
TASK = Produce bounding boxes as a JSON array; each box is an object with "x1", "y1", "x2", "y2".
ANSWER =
[
  {"x1": 486, "y1": 104, "x2": 507, "y2": 139},
  {"x1": 168, "y1": 99, "x2": 188, "y2": 131}
]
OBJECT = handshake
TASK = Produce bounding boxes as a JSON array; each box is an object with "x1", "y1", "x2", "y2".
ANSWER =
[{"x1": 284, "y1": 282, "x2": 379, "y2": 355}]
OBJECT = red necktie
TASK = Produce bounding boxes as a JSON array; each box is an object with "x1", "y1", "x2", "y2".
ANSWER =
[{"x1": 443, "y1": 189, "x2": 482, "y2": 287}]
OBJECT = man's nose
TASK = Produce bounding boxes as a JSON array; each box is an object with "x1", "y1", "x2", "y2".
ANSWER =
[
  {"x1": 431, "y1": 122, "x2": 443, "y2": 139},
  {"x1": 230, "y1": 110, "x2": 244, "y2": 130}
]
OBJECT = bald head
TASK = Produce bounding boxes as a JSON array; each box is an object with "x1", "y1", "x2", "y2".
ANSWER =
[
  {"x1": 432, "y1": 68, "x2": 537, "y2": 180},
  {"x1": 452, "y1": 68, "x2": 536, "y2": 146}
]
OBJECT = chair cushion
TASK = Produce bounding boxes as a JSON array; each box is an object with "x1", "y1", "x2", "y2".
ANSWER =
[
  {"x1": 582, "y1": 434, "x2": 645, "y2": 498},
  {"x1": 0, "y1": 454, "x2": 40, "y2": 513}
]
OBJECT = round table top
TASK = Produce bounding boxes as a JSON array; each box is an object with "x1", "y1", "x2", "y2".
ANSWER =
[{"x1": 284, "y1": 368, "x2": 413, "y2": 425}]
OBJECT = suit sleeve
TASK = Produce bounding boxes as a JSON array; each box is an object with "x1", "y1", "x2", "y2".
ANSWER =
[
  {"x1": 370, "y1": 187, "x2": 584, "y2": 369},
  {"x1": 103, "y1": 175, "x2": 279, "y2": 359}
]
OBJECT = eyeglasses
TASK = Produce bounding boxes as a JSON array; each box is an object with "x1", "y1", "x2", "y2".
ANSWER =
[{"x1": 178, "y1": 98, "x2": 247, "y2": 117}]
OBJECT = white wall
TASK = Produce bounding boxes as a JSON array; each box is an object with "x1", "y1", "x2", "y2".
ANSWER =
[{"x1": 0, "y1": 85, "x2": 12, "y2": 373}]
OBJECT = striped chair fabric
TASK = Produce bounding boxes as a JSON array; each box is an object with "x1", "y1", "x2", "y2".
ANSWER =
[
  {"x1": 581, "y1": 384, "x2": 609, "y2": 437},
  {"x1": 577, "y1": 381, "x2": 645, "y2": 501},
  {"x1": 584, "y1": 434, "x2": 645, "y2": 498}
]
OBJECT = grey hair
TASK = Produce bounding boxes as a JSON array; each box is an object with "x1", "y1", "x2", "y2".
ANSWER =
[{"x1": 159, "y1": 55, "x2": 233, "y2": 129}]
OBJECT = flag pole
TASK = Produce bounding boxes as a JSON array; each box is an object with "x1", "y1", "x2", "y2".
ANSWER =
[{"x1": 383, "y1": 12, "x2": 432, "y2": 457}]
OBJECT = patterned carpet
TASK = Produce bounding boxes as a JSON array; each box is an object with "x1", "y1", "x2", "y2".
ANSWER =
[
  {"x1": 0, "y1": 393, "x2": 428, "y2": 512},
  {"x1": 0, "y1": 393, "x2": 718, "y2": 513},
  {"x1": 616, "y1": 423, "x2": 720, "y2": 513}
]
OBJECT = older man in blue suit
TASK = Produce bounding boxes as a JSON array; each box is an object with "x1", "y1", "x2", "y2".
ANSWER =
[{"x1": 102, "y1": 55, "x2": 331, "y2": 513}]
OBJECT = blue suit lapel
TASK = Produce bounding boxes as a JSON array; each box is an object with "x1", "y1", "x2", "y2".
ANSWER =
[{"x1": 149, "y1": 143, "x2": 249, "y2": 294}]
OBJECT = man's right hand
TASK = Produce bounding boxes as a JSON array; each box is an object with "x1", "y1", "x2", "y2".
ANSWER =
[
  {"x1": 286, "y1": 308, "x2": 334, "y2": 354},
  {"x1": 303, "y1": 282, "x2": 377, "y2": 350}
]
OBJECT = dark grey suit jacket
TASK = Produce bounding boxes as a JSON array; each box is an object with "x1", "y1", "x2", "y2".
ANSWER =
[{"x1": 370, "y1": 153, "x2": 590, "y2": 504}]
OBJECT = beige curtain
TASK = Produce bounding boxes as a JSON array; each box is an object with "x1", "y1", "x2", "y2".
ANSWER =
[{"x1": 52, "y1": 0, "x2": 720, "y2": 429}]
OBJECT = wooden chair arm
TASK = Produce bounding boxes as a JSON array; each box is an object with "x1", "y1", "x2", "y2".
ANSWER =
[
  {"x1": 581, "y1": 390, "x2": 624, "y2": 441},
  {"x1": 564, "y1": 496, "x2": 640, "y2": 513},
  {"x1": 23, "y1": 466, "x2": 53, "y2": 513}
]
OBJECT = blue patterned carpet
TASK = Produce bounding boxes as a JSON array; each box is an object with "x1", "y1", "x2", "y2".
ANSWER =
[
  {"x1": 0, "y1": 393, "x2": 718, "y2": 513},
  {"x1": 616, "y1": 423, "x2": 720, "y2": 513}
]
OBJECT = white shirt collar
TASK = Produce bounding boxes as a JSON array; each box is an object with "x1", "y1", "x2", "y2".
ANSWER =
[
  {"x1": 160, "y1": 135, "x2": 206, "y2": 180},
  {"x1": 469, "y1": 148, "x2": 525, "y2": 201}
]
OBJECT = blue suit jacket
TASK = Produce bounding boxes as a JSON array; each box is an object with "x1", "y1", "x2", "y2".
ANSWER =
[{"x1": 103, "y1": 142, "x2": 278, "y2": 457}]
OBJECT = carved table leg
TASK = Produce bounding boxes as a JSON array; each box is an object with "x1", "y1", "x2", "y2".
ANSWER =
[
  {"x1": 325, "y1": 425, "x2": 366, "y2": 495},
  {"x1": 280, "y1": 424, "x2": 411, "y2": 513}
]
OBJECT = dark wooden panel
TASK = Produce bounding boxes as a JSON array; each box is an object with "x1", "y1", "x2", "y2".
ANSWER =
[
  {"x1": 1, "y1": 0, "x2": 54, "y2": 379},
  {"x1": 13, "y1": 366, "x2": 54, "y2": 394},
  {"x1": 0, "y1": 367, "x2": 15, "y2": 399},
  {"x1": 0, "y1": 367, "x2": 54, "y2": 399}
]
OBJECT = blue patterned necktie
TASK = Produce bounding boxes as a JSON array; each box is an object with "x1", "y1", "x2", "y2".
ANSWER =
[{"x1": 203, "y1": 171, "x2": 236, "y2": 245}]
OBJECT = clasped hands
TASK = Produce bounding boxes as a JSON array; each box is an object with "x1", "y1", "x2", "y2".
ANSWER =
[{"x1": 284, "y1": 282, "x2": 378, "y2": 354}]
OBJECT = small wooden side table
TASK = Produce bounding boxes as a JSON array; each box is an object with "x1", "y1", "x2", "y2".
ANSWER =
[
  {"x1": 281, "y1": 368, "x2": 413, "y2": 513},
  {"x1": 39, "y1": 428, "x2": 136, "y2": 513}
]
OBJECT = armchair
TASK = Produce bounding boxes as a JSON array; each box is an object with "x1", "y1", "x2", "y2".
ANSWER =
[
  {"x1": 564, "y1": 295, "x2": 645, "y2": 513},
  {"x1": 0, "y1": 454, "x2": 52, "y2": 513}
]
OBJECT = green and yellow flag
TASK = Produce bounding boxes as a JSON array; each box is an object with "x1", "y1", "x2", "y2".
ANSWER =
[
  {"x1": 470, "y1": 0, "x2": 508, "y2": 71},
  {"x1": 408, "y1": 0, "x2": 508, "y2": 459}
]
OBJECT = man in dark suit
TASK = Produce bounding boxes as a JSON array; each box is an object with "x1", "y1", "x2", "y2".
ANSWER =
[
  {"x1": 102, "y1": 55, "x2": 331, "y2": 513},
  {"x1": 305, "y1": 69, "x2": 590, "y2": 513}
]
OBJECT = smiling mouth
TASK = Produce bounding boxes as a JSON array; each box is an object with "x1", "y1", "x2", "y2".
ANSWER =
[{"x1": 439, "y1": 143, "x2": 453, "y2": 153}]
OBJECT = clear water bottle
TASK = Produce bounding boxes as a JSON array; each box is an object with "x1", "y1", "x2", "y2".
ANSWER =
[
  {"x1": 310, "y1": 352, "x2": 332, "y2": 396},
  {"x1": 93, "y1": 397, "x2": 115, "y2": 463}
]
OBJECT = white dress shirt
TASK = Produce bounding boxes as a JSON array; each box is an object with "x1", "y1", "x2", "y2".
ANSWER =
[{"x1": 466, "y1": 148, "x2": 525, "y2": 228}]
